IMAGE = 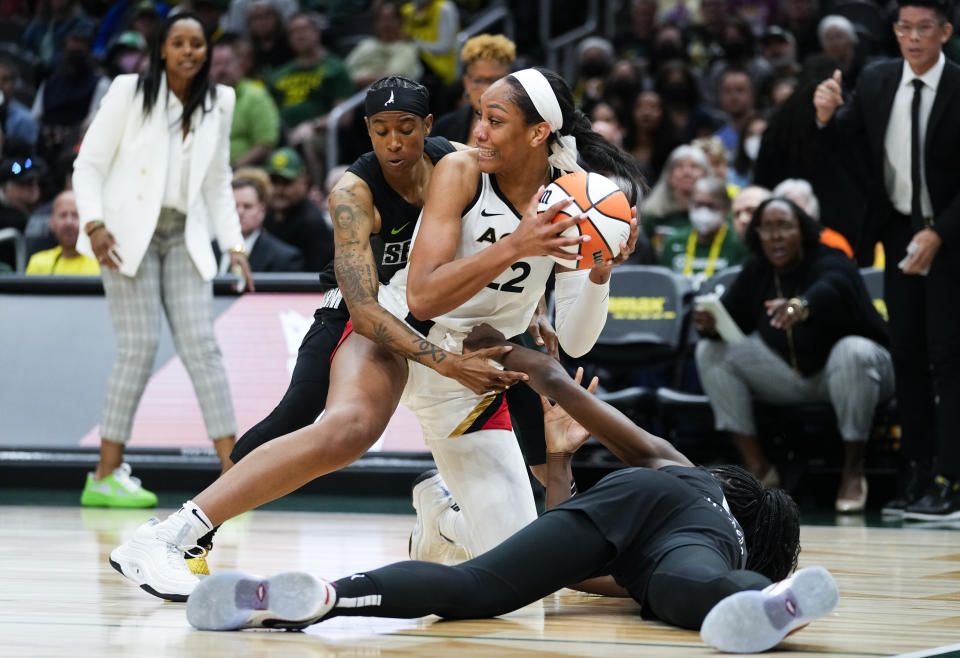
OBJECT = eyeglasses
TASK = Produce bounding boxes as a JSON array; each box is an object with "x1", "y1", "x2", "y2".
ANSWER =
[
  {"x1": 756, "y1": 221, "x2": 799, "y2": 239},
  {"x1": 894, "y1": 21, "x2": 943, "y2": 38}
]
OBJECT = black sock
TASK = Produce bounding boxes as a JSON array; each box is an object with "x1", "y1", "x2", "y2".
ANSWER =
[
  {"x1": 183, "y1": 525, "x2": 221, "y2": 559},
  {"x1": 322, "y1": 572, "x2": 381, "y2": 620}
]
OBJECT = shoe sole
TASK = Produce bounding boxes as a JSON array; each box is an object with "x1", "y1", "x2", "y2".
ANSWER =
[
  {"x1": 109, "y1": 542, "x2": 196, "y2": 602},
  {"x1": 903, "y1": 509, "x2": 960, "y2": 521},
  {"x1": 186, "y1": 570, "x2": 334, "y2": 631},
  {"x1": 700, "y1": 566, "x2": 839, "y2": 653},
  {"x1": 81, "y1": 491, "x2": 158, "y2": 508}
]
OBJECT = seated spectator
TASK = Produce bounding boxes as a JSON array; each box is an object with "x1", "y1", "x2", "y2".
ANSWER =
[
  {"x1": 209, "y1": 38, "x2": 280, "y2": 167},
  {"x1": 622, "y1": 90, "x2": 680, "y2": 184},
  {"x1": 817, "y1": 15, "x2": 862, "y2": 88},
  {"x1": 612, "y1": 0, "x2": 657, "y2": 67},
  {"x1": 433, "y1": 33, "x2": 515, "y2": 146},
  {"x1": 759, "y1": 26, "x2": 800, "y2": 85},
  {"x1": 692, "y1": 135, "x2": 739, "y2": 199},
  {"x1": 654, "y1": 61, "x2": 723, "y2": 143},
  {"x1": 704, "y1": 17, "x2": 772, "y2": 108},
  {"x1": 712, "y1": 67, "x2": 757, "y2": 157},
  {"x1": 0, "y1": 151, "x2": 44, "y2": 270},
  {"x1": 772, "y1": 178, "x2": 853, "y2": 258},
  {"x1": 246, "y1": 0, "x2": 294, "y2": 76},
  {"x1": 693, "y1": 198, "x2": 893, "y2": 513},
  {"x1": 25, "y1": 189, "x2": 98, "y2": 275},
  {"x1": 102, "y1": 30, "x2": 148, "y2": 78},
  {"x1": 216, "y1": 174, "x2": 304, "y2": 273},
  {"x1": 22, "y1": 0, "x2": 95, "y2": 74},
  {"x1": 31, "y1": 23, "x2": 109, "y2": 161},
  {"x1": 92, "y1": 0, "x2": 163, "y2": 58},
  {"x1": 573, "y1": 36, "x2": 615, "y2": 115},
  {"x1": 263, "y1": 147, "x2": 334, "y2": 272},
  {"x1": 729, "y1": 113, "x2": 767, "y2": 188},
  {"x1": 660, "y1": 176, "x2": 746, "y2": 288},
  {"x1": 223, "y1": 0, "x2": 297, "y2": 35},
  {"x1": 639, "y1": 143, "x2": 710, "y2": 253},
  {"x1": 23, "y1": 148, "x2": 76, "y2": 256},
  {"x1": 731, "y1": 184, "x2": 771, "y2": 240},
  {"x1": 345, "y1": 1, "x2": 423, "y2": 89},
  {"x1": 0, "y1": 57, "x2": 39, "y2": 147},
  {"x1": 401, "y1": 0, "x2": 459, "y2": 86}
]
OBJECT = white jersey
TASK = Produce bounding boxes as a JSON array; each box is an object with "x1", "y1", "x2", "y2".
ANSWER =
[{"x1": 380, "y1": 172, "x2": 555, "y2": 340}]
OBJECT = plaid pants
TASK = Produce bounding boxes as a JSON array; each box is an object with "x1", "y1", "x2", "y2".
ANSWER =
[{"x1": 99, "y1": 208, "x2": 236, "y2": 443}]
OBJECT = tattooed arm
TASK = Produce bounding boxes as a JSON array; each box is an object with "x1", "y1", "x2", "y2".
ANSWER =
[{"x1": 328, "y1": 173, "x2": 527, "y2": 395}]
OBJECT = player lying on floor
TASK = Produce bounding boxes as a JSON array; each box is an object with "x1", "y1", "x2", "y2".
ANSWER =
[{"x1": 185, "y1": 324, "x2": 839, "y2": 654}]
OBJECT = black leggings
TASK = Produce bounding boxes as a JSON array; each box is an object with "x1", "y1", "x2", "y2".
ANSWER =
[
  {"x1": 325, "y1": 510, "x2": 770, "y2": 628},
  {"x1": 231, "y1": 308, "x2": 547, "y2": 466}
]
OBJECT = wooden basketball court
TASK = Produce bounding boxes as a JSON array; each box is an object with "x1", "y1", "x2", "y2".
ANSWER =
[{"x1": 2, "y1": 505, "x2": 958, "y2": 657}]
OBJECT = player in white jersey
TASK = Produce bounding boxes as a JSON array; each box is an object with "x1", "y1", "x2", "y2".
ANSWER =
[{"x1": 108, "y1": 69, "x2": 645, "y2": 601}]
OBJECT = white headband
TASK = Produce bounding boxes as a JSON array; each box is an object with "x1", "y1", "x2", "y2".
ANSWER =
[{"x1": 510, "y1": 68, "x2": 584, "y2": 173}]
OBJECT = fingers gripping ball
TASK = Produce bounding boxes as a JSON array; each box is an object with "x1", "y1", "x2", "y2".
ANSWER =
[{"x1": 537, "y1": 172, "x2": 632, "y2": 269}]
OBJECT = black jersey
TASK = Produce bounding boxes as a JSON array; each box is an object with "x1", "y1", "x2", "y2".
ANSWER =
[
  {"x1": 549, "y1": 466, "x2": 746, "y2": 607},
  {"x1": 317, "y1": 136, "x2": 457, "y2": 290}
]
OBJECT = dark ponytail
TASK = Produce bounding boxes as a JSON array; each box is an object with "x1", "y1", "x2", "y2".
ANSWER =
[
  {"x1": 137, "y1": 13, "x2": 216, "y2": 129},
  {"x1": 709, "y1": 465, "x2": 800, "y2": 582},
  {"x1": 503, "y1": 67, "x2": 648, "y2": 204}
]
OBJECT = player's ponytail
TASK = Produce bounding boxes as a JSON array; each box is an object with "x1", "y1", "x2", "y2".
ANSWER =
[{"x1": 710, "y1": 465, "x2": 801, "y2": 582}]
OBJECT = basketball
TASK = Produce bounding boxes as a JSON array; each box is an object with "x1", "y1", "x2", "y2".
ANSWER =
[{"x1": 537, "y1": 171, "x2": 632, "y2": 269}]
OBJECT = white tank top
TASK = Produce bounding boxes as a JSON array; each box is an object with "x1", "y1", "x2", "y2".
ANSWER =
[{"x1": 380, "y1": 172, "x2": 555, "y2": 340}]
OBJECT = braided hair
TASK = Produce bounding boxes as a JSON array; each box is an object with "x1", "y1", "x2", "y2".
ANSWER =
[
  {"x1": 709, "y1": 465, "x2": 800, "y2": 581},
  {"x1": 502, "y1": 67, "x2": 648, "y2": 205}
]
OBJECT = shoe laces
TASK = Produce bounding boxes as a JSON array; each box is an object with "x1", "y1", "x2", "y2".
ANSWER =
[
  {"x1": 167, "y1": 541, "x2": 207, "y2": 573},
  {"x1": 113, "y1": 463, "x2": 143, "y2": 491}
]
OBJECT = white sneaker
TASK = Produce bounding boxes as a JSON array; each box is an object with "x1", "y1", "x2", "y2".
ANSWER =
[
  {"x1": 700, "y1": 566, "x2": 839, "y2": 653},
  {"x1": 186, "y1": 570, "x2": 336, "y2": 631},
  {"x1": 109, "y1": 504, "x2": 211, "y2": 601},
  {"x1": 409, "y1": 469, "x2": 471, "y2": 565}
]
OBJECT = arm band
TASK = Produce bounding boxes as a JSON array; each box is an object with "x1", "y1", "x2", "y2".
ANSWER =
[{"x1": 554, "y1": 269, "x2": 610, "y2": 358}]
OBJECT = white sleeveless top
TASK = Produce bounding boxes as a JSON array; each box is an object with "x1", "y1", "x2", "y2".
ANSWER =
[{"x1": 380, "y1": 172, "x2": 556, "y2": 340}]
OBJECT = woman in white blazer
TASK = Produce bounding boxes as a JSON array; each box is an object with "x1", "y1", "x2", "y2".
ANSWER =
[{"x1": 74, "y1": 13, "x2": 254, "y2": 510}]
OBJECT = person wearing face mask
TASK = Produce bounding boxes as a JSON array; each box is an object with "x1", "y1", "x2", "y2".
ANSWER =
[
  {"x1": 730, "y1": 113, "x2": 767, "y2": 187},
  {"x1": 104, "y1": 30, "x2": 148, "y2": 79},
  {"x1": 693, "y1": 198, "x2": 892, "y2": 513},
  {"x1": 659, "y1": 176, "x2": 746, "y2": 287}
]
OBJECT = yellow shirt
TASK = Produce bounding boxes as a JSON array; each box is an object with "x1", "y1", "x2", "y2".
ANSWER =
[{"x1": 26, "y1": 246, "x2": 101, "y2": 275}]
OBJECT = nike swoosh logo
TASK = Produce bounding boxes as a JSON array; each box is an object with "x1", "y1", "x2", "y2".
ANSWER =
[
  {"x1": 480, "y1": 209, "x2": 503, "y2": 217},
  {"x1": 191, "y1": 508, "x2": 211, "y2": 529},
  {"x1": 390, "y1": 222, "x2": 410, "y2": 235}
]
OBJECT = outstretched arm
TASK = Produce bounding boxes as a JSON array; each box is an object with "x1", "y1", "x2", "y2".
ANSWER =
[
  {"x1": 464, "y1": 324, "x2": 691, "y2": 469},
  {"x1": 329, "y1": 176, "x2": 527, "y2": 395}
]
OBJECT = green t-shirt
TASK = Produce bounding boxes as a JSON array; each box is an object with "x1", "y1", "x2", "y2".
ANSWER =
[
  {"x1": 268, "y1": 55, "x2": 354, "y2": 129},
  {"x1": 230, "y1": 79, "x2": 280, "y2": 164},
  {"x1": 659, "y1": 223, "x2": 746, "y2": 288}
]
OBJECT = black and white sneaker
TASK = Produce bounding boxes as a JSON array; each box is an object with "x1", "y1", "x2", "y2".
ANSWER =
[
  {"x1": 186, "y1": 570, "x2": 336, "y2": 631},
  {"x1": 700, "y1": 566, "x2": 839, "y2": 653},
  {"x1": 903, "y1": 476, "x2": 960, "y2": 521}
]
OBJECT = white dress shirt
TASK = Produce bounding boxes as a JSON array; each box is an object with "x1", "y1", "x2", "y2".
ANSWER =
[
  {"x1": 884, "y1": 52, "x2": 945, "y2": 218},
  {"x1": 163, "y1": 91, "x2": 194, "y2": 214}
]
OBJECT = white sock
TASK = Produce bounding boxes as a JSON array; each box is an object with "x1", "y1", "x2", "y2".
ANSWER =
[{"x1": 156, "y1": 500, "x2": 213, "y2": 546}]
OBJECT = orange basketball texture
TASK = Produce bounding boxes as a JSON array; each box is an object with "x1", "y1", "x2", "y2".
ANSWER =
[{"x1": 536, "y1": 172, "x2": 632, "y2": 269}]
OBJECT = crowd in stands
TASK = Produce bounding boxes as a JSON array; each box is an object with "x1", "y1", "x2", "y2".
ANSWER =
[{"x1": 1, "y1": 0, "x2": 958, "y2": 517}]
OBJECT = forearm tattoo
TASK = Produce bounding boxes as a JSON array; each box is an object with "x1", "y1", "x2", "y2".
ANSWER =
[{"x1": 410, "y1": 337, "x2": 447, "y2": 364}]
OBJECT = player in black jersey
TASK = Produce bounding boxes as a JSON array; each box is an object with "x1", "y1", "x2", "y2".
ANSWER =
[{"x1": 187, "y1": 325, "x2": 839, "y2": 654}]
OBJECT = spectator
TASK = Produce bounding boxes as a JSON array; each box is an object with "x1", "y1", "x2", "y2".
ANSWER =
[
  {"x1": 694, "y1": 198, "x2": 893, "y2": 512},
  {"x1": 222, "y1": 0, "x2": 297, "y2": 35},
  {"x1": 263, "y1": 146, "x2": 334, "y2": 272},
  {"x1": 639, "y1": 143, "x2": 710, "y2": 252},
  {"x1": 181, "y1": 0, "x2": 230, "y2": 39},
  {"x1": 246, "y1": 0, "x2": 293, "y2": 75},
  {"x1": 705, "y1": 18, "x2": 772, "y2": 108},
  {"x1": 760, "y1": 26, "x2": 800, "y2": 85},
  {"x1": 817, "y1": 15, "x2": 862, "y2": 88},
  {"x1": 127, "y1": 0, "x2": 163, "y2": 45},
  {"x1": 613, "y1": 0, "x2": 658, "y2": 67},
  {"x1": 713, "y1": 67, "x2": 758, "y2": 155},
  {"x1": 209, "y1": 38, "x2": 280, "y2": 167},
  {"x1": 0, "y1": 152, "x2": 44, "y2": 270},
  {"x1": 91, "y1": 0, "x2": 163, "y2": 58},
  {"x1": 731, "y1": 184, "x2": 771, "y2": 239},
  {"x1": 660, "y1": 176, "x2": 746, "y2": 287},
  {"x1": 772, "y1": 178, "x2": 853, "y2": 258},
  {"x1": 692, "y1": 135, "x2": 738, "y2": 198},
  {"x1": 778, "y1": 0, "x2": 821, "y2": 62},
  {"x1": 22, "y1": 0, "x2": 95, "y2": 73},
  {"x1": 622, "y1": 90, "x2": 680, "y2": 184},
  {"x1": 433, "y1": 33, "x2": 515, "y2": 145},
  {"x1": 400, "y1": 0, "x2": 459, "y2": 86},
  {"x1": 31, "y1": 23, "x2": 109, "y2": 162},
  {"x1": 654, "y1": 60, "x2": 722, "y2": 143},
  {"x1": 219, "y1": 175, "x2": 304, "y2": 272},
  {"x1": 0, "y1": 58, "x2": 39, "y2": 147},
  {"x1": 573, "y1": 36, "x2": 615, "y2": 115},
  {"x1": 688, "y1": 0, "x2": 728, "y2": 73},
  {"x1": 23, "y1": 147, "x2": 75, "y2": 256},
  {"x1": 25, "y1": 189, "x2": 98, "y2": 274},
  {"x1": 345, "y1": 1, "x2": 423, "y2": 88},
  {"x1": 729, "y1": 112, "x2": 767, "y2": 187},
  {"x1": 102, "y1": 30, "x2": 148, "y2": 79},
  {"x1": 267, "y1": 12, "x2": 353, "y2": 139}
]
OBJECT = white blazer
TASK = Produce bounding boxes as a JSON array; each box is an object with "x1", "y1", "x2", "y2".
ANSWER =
[{"x1": 73, "y1": 74, "x2": 244, "y2": 280}]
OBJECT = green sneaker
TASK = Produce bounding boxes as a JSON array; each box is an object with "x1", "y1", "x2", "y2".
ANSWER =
[{"x1": 81, "y1": 463, "x2": 158, "y2": 508}]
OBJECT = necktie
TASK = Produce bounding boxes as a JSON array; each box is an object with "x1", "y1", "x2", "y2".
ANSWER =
[{"x1": 910, "y1": 78, "x2": 925, "y2": 230}]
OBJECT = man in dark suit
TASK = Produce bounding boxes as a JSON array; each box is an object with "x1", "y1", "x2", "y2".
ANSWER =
[
  {"x1": 814, "y1": 0, "x2": 960, "y2": 520},
  {"x1": 218, "y1": 177, "x2": 304, "y2": 273}
]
